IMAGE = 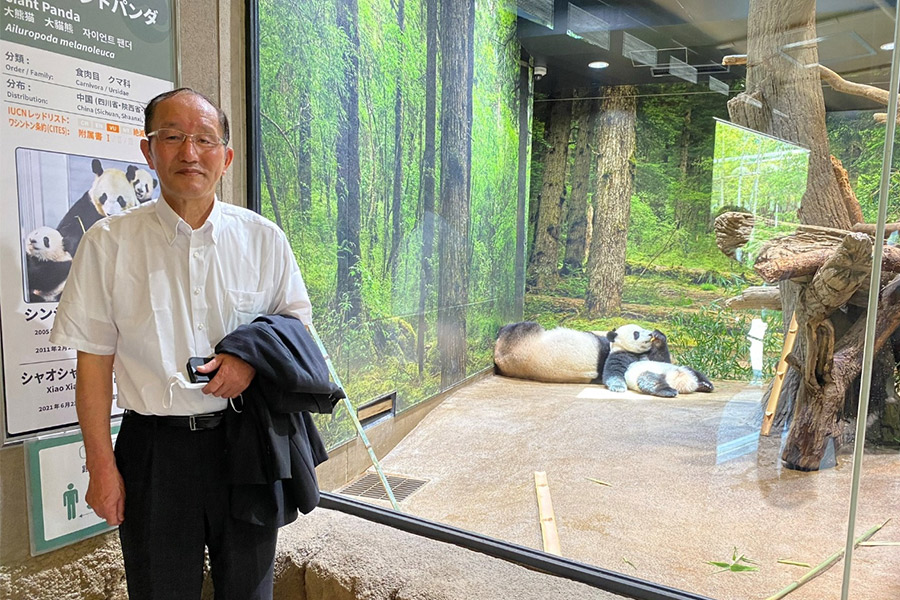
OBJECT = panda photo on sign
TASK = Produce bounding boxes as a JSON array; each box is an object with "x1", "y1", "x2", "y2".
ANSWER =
[
  {"x1": 57, "y1": 158, "x2": 139, "y2": 256},
  {"x1": 24, "y1": 225, "x2": 72, "y2": 303},
  {"x1": 603, "y1": 324, "x2": 713, "y2": 397},
  {"x1": 126, "y1": 164, "x2": 158, "y2": 203},
  {"x1": 493, "y1": 321, "x2": 671, "y2": 384}
]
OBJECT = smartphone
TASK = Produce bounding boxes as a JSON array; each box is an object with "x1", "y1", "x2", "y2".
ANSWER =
[{"x1": 187, "y1": 356, "x2": 216, "y2": 384}]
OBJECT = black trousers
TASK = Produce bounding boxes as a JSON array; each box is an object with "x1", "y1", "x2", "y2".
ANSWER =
[{"x1": 115, "y1": 412, "x2": 278, "y2": 600}]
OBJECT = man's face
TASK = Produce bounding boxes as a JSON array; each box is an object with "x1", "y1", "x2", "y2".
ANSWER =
[{"x1": 140, "y1": 93, "x2": 234, "y2": 206}]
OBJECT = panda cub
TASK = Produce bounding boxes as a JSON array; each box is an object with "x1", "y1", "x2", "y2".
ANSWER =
[
  {"x1": 57, "y1": 158, "x2": 139, "y2": 256},
  {"x1": 493, "y1": 321, "x2": 668, "y2": 384},
  {"x1": 603, "y1": 324, "x2": 713, "y2": 397},
  {"x1": 24, "y1": 226, "x2": 72, "y2": 302},
  {"x1": 126, "y1": 165, "x2": 158, "y2": 203}
]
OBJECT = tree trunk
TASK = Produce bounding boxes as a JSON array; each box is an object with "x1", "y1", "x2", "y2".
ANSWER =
[
  {"x1": 585, "y1": 85, "x2": 637, "y2": 316},
  {"x1": 416, "y1": 0, "x2": 438, "y2": 378},
  {"x1": 387, "y1": 0, "x2": 405, "y2": 276},
  {"x1": 336, "y1": 0, "x2": 362, "y2": 322},
  {"x1": 561, "y1": 98, "x2": 596, "y2": 275},
  {"x1": 728, "y1": 0, "x2": 856, "y2": 469},
  {"x1": 528, "y1": 96, "x2": 572, "y2": 289},
  {"x1": 298, "y1": 89, "x2": 312, "y2": 214},
  {"x1": 261, "y1": 143, "x2": 283, "y2": 230},
  {"x1": 437, "y1": 0, "x2": 473, "y2": 389},
  {"x1": 727, "y1": 0, "x2": 849, "y2": 230},
  {"x1": 528, "y1": 100, "x2": 551, "y2": 261},
  {"x1": 514, "y1": 53, "x2": 531, "y2": 320}
]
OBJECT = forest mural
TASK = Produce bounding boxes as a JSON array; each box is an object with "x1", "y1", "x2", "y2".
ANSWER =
[{"x1": 257, "y1": 0, "x2": 522, "y2": 447}]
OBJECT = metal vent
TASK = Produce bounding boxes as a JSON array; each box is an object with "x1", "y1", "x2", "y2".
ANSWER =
[{"x1": 339, "y1": 473, "x2": 428, "y2": 502}]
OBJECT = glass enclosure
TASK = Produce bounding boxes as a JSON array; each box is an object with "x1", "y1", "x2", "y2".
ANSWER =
[{"x1": 257, "y1": 1, "x2": 900, "y2": 598}]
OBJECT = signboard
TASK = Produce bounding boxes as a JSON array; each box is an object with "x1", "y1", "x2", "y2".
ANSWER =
[
  {"x1": 1, "y1": 0, "x2": 176, "y2": 441},
  {"x1": 24, "y1": 424, "x2": 119, "y2": 555}
]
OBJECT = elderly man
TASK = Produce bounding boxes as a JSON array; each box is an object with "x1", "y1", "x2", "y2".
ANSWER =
[{"x1": 51, "y1": 88, "x2": 312, "y2": 600}]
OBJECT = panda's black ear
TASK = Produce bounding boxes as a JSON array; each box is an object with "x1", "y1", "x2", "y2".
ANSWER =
[
  {"x1": 92, "y1": 159, "x2": 104, "y2": 176},
  {"x1": 126, "y1": 165, "x2": 138, "y2": 182},
  {"x1": 607, "y1": 331, "x2": 618, "y2": 342}
]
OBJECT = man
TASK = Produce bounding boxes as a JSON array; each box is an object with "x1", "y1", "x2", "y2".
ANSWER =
[{"x1": 50, "y1": 88, "x2": 312, "y2": 600}]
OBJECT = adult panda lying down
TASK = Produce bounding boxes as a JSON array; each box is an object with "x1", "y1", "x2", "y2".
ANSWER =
[{"x1": 493, "y1": 321, "x2": 713, "y2": 397}]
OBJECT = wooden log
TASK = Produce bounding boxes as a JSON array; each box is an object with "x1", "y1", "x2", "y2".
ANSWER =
[
  {"x1": 714, "y1": 211, "x2": 756, "y2": 257},
  {"x1": 801, "y1": 233, "x2": 872, "y2": 326},
  {"x1": 724, "y1": 285, "x2": 782, "y2": 310},
  {"x1": 761, "y1": 313, "x2": 798, "y2": 436},
  {"x1": 873, "y1": 112, "x2": 900, "y2": 125},
  {"x1": 783, "y1": 275, "x2": 900, "y2": 470},
  {"x1": 851, "y1": 222, "x2": 900, "y2": 235},
  {"x1": 830, "y1": 155, "x2": 864, "y2": 226},
  {"x1": 755, "y1": 233, "x2": 900, "y2": 283},
  {"x1": 722, "y1": 54, "x2": 747, "y2": 66}
]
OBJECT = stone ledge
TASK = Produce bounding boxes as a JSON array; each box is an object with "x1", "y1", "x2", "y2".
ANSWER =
[{"x1": 2, "y1": 508, "x2": 625, "y2": 600}]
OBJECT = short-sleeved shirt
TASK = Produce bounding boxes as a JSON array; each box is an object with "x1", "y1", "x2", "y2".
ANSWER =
[{"x1": 50, "y1": 197, "x2": 312, "y2": 416}]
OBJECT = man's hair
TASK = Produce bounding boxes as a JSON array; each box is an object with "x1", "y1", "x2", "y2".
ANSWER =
[{"x1": 144, "y1": 87, "x2": 230, "y2": 145}]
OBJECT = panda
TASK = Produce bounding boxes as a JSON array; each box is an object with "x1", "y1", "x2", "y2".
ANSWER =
[
  {"x1": 57, "y1": 158, "x2": 139, "y2": 256},
  {"x1": 24, "y1": 226, "x2": 72, "y2": 303},
  {"x1": 126, "y1": 164, "x2": 158, "y2": 203},
  {"x1": 603, "y1": 324, "x2": 713, "y2": 397},
  {"x1": 493, "y1": 321, "x2": 669, "y2": 384}
]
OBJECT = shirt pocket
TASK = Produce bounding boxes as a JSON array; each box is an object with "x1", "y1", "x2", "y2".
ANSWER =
[{"x1": 225, "y1": 288, "x2": 267, "y2": 328}]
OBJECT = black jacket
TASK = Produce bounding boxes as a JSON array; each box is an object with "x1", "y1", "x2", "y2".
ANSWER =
[{"x1": 215, "y1": 314, "x2": 345, "y2": 527}]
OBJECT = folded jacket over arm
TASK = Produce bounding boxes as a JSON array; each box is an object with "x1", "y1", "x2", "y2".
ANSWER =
[{"x1": 215, "y1": 314, "x2": 346, "y2": 527}]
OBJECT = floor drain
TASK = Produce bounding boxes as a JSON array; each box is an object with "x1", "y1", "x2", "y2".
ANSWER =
[{"x1": 339, "y1": 473, "x2": 428, "y2": 502}]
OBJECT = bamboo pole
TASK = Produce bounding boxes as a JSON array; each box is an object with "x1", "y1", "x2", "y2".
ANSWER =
[
  {"x1": 761, "y1": 312, "x2": 799, "y2": 436},
  {"x1": 534, "y1": 471, "x2": 561, "y2": 556},
  {"x1": 308, "y1": 324, "x2": 401, "y2": 511},
  {"x1": 765, "y1": 520, "x2": 889, "y2": 600}
]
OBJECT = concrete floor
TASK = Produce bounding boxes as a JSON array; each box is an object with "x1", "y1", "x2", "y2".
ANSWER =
[{"x1": 337, "y1": 375, "x2": 900, "y2": 600}]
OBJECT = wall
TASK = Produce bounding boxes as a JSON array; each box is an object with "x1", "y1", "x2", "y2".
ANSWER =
[{"x1": 0, "y1": 0, "x2": 248, "y2": 571}]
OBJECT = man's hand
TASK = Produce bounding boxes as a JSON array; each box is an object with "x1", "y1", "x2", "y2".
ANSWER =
[
  {"x1": 86, "y1": 462, "x2": 126, "y2": 526},
  {"x1": 198, "y1": 353, "x2": 256, "y2": 398}
]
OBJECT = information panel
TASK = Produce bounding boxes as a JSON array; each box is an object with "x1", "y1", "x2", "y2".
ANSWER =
[
  {"x1": 1, "y1": 0, "x2": 175, "y2": 440},
  {"x1": 24, "y1": 424, "x2": 119, "y2": 555}
]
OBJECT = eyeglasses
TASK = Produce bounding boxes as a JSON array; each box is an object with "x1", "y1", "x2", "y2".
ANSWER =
[{"x1": 147, "y1": 128, "x2": 226, "y2": 150}]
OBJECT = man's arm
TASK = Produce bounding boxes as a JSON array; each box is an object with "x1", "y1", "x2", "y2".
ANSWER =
[{"x1": 76, "y1": 351, "x2": 124, "y2": 526}]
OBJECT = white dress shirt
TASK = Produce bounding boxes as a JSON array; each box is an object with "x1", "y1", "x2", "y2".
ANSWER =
[{"x1": 50, "y1": 197, "x2": 312, "y2": 416}]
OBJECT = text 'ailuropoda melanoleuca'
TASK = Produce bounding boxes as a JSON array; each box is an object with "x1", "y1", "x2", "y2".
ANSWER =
[
  {"x1": 493, "y1": 321, "x2": 670, "y2": 384},
  {"x1": 603, "y1": 324, "x2": 713, "y2": 397},
  {"x1": 24, "y1": 225, "x2": 72, "y2": 303}
]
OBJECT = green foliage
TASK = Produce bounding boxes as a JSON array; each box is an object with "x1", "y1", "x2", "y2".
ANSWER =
[
  {"x1": 668, "y1": 306, "x2": 783, "y2": 381},
  {"x1": 827, "y1": 111, "x2": 900, "y2": 223},
  {"x1": 259, "y1": 0, "x2": 522, "y2": 450},
  {"x1": 706, "y1": 547, "x2": 760, "y2": 574}
]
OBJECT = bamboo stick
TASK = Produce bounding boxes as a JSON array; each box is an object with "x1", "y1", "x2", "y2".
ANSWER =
[
  {"x1": 765, "y1": 520, "x2": 889, "y2": 600},
  {"x1": 761, "y1": 313, "x2": 799, "y2": 436},
  {"x1": 534, "y1": 471, "x2": 561, "y2": 556}
]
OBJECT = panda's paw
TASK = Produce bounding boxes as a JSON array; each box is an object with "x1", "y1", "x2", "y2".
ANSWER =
[
  {"x1": 696, "y1": 381, "x2": 714, "y2": 393},
  {"x1": 652, "y1": 388, "x2": 678, "y2": 398},
  {"x1": 606, "y1": 380, "x2": 627, "y2": 393}
]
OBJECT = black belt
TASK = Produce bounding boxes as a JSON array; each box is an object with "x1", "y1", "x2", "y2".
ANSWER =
[{"x1": 123, "y1": 409, "x2": 226, "y2": 431}]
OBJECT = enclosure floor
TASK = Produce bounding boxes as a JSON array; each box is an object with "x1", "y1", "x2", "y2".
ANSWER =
[{"x1": 339, "y1": 375, "x2": 900, "y2": 600}]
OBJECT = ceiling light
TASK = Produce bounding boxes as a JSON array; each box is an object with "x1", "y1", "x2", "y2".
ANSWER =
[
  {"x1": 881, "y1": 42, "x2": 895, "y2": 51},
  {"x1": 588, "y1": 60, "x2": 609, "y2": 69}
]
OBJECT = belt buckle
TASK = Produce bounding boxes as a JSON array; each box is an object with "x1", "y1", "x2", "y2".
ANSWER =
[{"x1": 189, "y1": 415, "x2": 199, "y2": 431}]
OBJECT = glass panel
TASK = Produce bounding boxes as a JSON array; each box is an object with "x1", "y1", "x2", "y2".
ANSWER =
[{"x1": 257, "y1": 0, "x2": 900, "y2": 597}]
